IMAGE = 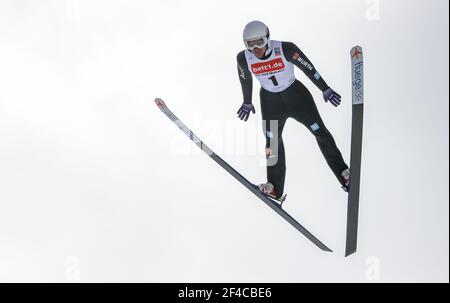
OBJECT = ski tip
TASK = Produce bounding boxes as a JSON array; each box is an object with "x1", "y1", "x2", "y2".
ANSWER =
[
  {"x1": 154, "y1": 98, "x2": 166, "y2": 109},
  {"x1": 350, "y1": 46, "x2": 363, "y2": 59}
]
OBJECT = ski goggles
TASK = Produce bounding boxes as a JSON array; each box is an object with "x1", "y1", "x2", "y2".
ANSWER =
[{"x1": 244, "y1": 37, "x2": 269, "y2": 50}]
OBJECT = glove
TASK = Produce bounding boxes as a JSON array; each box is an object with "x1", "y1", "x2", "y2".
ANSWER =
[
  {"x1": 323, "y1": 88, "x2": 342, "y2": 107},
  {"x1": 237, "y1": 103, "x2": 256, "y2": 121}
]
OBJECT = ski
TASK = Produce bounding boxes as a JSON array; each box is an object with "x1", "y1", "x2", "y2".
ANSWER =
[
  {"x1": 345, "y1": 46, "x2": 365, "y2": 257},
  {"x1": 155, "y1": 98, "x2": 332, "y2": 252}
]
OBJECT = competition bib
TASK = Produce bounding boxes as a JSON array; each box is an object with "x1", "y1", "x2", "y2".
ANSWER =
[{"x1": 244, "y1": 40, "x2": 295, "y2": 93}]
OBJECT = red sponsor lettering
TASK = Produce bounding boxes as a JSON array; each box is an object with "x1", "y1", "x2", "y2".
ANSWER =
[{"x1": 251, "y1": 58, "x2": 285, "y2": 75}]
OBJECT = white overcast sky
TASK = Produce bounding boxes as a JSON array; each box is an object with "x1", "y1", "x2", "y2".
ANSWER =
[{"x1": 0, "y1": 0, "x2": 448, "y2": 282}]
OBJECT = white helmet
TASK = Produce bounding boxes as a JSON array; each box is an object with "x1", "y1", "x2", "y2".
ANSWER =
[{"x1": 243, "y1": 20, "x2": 270, "y2": 50}]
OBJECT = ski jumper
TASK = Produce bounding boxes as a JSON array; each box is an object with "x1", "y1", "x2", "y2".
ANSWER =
[{"x1": 237, "y1": 40, "x2": 348, "y2": 197}]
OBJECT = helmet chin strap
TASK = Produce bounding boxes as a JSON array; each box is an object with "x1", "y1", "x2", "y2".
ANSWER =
[{"x1": 264, "y1": 40, "x2": 272, "y2": 55}]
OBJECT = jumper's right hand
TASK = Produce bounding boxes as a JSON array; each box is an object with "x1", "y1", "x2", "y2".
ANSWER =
[{"x1": 237, "y1": 103, "x2": 255, "y2": 121}]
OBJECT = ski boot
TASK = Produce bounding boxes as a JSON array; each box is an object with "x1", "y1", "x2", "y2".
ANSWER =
[
  {"x1": 258, "y1": 182, "x2": 287, "y2": 207},
  {"x1": 341, "y1": 168, "x2": 351, "y2": 192},
  {"x1": 258, "y1": 182, "x2": 277, "y2": 198}
]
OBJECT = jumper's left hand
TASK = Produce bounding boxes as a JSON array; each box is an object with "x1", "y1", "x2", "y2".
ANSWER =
[{"x1": 323, "y1": 88, "x2": 341, "y2": 107}]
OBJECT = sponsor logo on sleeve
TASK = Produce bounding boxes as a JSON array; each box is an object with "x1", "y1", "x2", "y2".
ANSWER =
[
  {"x1": 238, "y1": 64, "x2": 246, "y2": 79},
  {"x1": 274, "y1": 47, "x2": 281, "y2": 56},
  {"x1": 297, "y1": 57, "x2": 314, "y2": 71}
]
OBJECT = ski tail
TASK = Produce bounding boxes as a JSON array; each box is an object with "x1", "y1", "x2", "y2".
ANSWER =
[
  {"x1": 155, "y1": 98, "x2": 332, "y2": 252},
  {"x1": 345, "y1": 46, "x2": 364, "y2": 257}
]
